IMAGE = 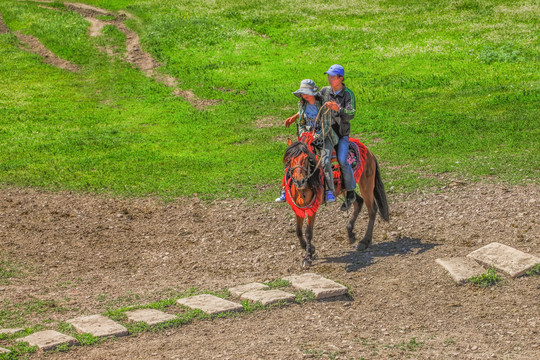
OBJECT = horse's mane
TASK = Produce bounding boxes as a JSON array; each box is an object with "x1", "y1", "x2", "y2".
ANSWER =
[{"x1": 283, "y1": 141, "x2": 321, "y2": 189}]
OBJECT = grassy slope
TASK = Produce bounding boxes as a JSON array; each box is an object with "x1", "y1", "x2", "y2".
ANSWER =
[{"x1": 0, "y1": 0, "x2": 538, "y2": 201}]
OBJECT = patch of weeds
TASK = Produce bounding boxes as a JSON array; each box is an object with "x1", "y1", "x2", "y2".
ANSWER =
[
  {"x1": 241, "y1": 300, "x2": 266, "y2": 313},
  {"x1": 478, "y1": 42, "x2": 524, "y2": 64},
  {"x1": 125, "y1": 321, "x2": 150, "y2": 335},
  {"x1": 103, "y1": 308, "x2": 128, "y2": 322},
  {"x1": 74, "y1": 333, "x2": 104, "y2": 346},
  {"x1": 294, "y1": 289, "x2": 316, "y2": 304},
  {"x1": 53, "y1": 343, "x2": 72, "y2": 352},
  {"x1": 443, "y1": 337, "x2": 456, "y2": 346},
  {"x1": 524, "y1": 263, "x2": 540, "y2": 277},
  {"x1": 0, "y1": 261, "x2": 25, "y2": 285},
  {"x1": 0, "y1": 341, "x2": 37, "y2": 359},
  {"x1": 468, "y1": 268, "x2": 503, "y2": 287},
  {"x1": 406, "y1": 337, "x2": 423, "y2": 351},
  {"x1": 263, "y1": 279, "x2": 291, "y2": 289}
]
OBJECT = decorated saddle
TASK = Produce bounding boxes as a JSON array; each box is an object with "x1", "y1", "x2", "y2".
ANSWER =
[
  {"x1": 331, "y1": 137, "x2": 368, "y2": 194},
  {"x1": 296, "y1": 132, "x2": 368, "y2": 194}
]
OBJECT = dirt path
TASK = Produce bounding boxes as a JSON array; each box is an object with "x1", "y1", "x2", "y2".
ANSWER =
[
  {"x1": 63, "y1": 2, "x2": 219, "y2": 110},
  {"x1": 14, "y1": 32, "x2": 80, "y2": 72},
  {"x1": 0, "y1": 12, "x2": 9, "y2": 34},
  {"x1": 1, "y1": 7, "x2": 79, "y2": 72},
  {"x1": 0, "y1": 182, "x2": 538, "y2": 359}
]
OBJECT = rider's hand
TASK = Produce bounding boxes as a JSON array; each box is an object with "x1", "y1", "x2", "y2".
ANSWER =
[
  {"x1": 284, "y1": 115, "x2": 297, "y2": 127},
  {"x1": 324, "y1": 101, "x2": 340, "y2": 112}
]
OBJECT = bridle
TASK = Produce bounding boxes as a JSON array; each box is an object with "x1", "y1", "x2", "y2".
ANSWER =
[{"x1": 288, "y1": 158, "x2": 311, "y2": 190}]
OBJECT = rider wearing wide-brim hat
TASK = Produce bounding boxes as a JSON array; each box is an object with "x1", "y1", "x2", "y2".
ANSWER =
[{"x1": 275, "y1": 79, "x2": 338, "y2": 203}]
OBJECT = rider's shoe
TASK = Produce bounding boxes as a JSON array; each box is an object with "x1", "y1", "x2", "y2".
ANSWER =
[
  {"x1": 340, "y1": 191, "x2": 356, "y2": 211},
  {"x1": 326, "y1": 191, "x2": 336, "y2": 203},
  {"x1": 275, "y1": 190, "x2": 286, "y2": 202}
]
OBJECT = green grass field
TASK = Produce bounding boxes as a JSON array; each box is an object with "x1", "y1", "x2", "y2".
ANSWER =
[{"x1": 0, "y1": 0, "x2": 538, "y2": 201}]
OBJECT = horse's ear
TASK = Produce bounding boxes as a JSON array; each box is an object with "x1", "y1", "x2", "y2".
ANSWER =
[{"x1": 287, "y1": 138, "x2": 292, "y2": 146}]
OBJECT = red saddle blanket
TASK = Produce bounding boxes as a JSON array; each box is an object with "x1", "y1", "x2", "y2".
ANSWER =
[{"x1": 331, "y1": 137, "x2": 368, "y2": 194}]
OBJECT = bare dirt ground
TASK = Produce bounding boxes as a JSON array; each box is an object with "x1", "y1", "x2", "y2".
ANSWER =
[{"x1": 0, "y1": 180, "x2": 538, "y2": 359}]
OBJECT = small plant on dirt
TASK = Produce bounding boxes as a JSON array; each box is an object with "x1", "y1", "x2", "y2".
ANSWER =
[
  {"x1": 241, "y1": 300, "x2": 266, "y2": 313},
  {"x1": 0, "y1": 341, "x2": 37, "y2": 359},
  {"x1": 263, "y1": 279, "x2": 291, "y2": 289},
  {"x1": 468, "y1": 268, "x2": 503, "y2": 287},
  {"x1": 294, "y1": 289, "x2": 316, "y2": 303},
  {"x1": 524, "y1": 263, "x2": 540, "y2": 277},
  {"x1": 406, "y1": 337, "x2": 423, "y2": 351}
]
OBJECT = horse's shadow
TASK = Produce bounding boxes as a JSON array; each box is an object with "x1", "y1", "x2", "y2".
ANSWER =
[{"x1": 318, "y1": 236, "x2": 440, "y2": 272}]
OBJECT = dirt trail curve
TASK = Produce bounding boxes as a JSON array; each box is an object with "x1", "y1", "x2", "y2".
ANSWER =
[
  {"x1": 5, "y1": 1, "x2": 219, "y2": 109},
  {"x1": 64, "y1": 2, "x2": 219, "y2": 110},
  {"x1": 0, "y1": 12, "x2": 9, "y2": 34},
  {"x1": 0, "y1": 9, "x2": 79, "y2": 72}
]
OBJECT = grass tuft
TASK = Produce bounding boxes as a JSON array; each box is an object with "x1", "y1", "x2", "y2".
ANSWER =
[{"x1": 468, "y1": 268, "x2": 503, "y2": 287}]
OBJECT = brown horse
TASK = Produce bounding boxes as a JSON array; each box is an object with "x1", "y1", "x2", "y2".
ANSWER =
[{"x1": 283, "y1": 136, "x2": 389, "y2": 267}]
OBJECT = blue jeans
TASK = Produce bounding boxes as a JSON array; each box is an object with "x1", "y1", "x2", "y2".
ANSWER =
[{"x1": 336, "y1": 136, "x2": 356, "y2": 191}]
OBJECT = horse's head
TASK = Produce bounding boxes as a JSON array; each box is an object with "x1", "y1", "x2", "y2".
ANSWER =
[{"x1": 284, "y1": 138, "x2": 320, "y2": 191}]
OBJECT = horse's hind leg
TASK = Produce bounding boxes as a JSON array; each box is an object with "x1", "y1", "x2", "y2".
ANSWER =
[
  {"x1": 347, "y1": 193, "x2": 364, "y2": 244},
  {"x1": 357, "y1": 156, "x2": 377, "y2": 251},
  {"x1": 357, "y1": 191, "x2": 377, "y2": 251}
]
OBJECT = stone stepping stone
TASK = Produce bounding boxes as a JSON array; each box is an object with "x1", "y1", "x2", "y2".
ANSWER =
[
  {"x1": 436, "y1": 257, "x2": 486, "y2": 284},
  {"x1": 283, "y1": 273, "x2": 348, "y2": 299},
  {"x1": 467, "y1": 242, "x2": 539, "y2": 278},
  {"x1": 176, "y1": 294, "x2": 243, "y2": 315},
  {"x1": 229, "y1": 282, "x2": 269, "y2": 297},
  {"x1": 240, "y1": 289, "x2": 295, "y2": 305},
  {"x1": 0, "y1": 328, "x2": 24, "y2": 335},
  {"x1": 16, "y1": 330, "x2": 78, "y2": 351},
  {"x1": 67, "y1": 315, "x2": 128, "y2": 338},
  {"x1": 125, "y1": 309, "x2": 177, "y2": 325},
  {"x1": 0, "y1": 347, "x2": 10, "y2": 354}
]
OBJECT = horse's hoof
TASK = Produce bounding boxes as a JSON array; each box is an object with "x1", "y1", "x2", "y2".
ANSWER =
[
  {"x1": 356, "y1": 243, "x2": 369, "y2": 251},
  {"x1": 302, "y1": 257, "x2": 312, "y2": 268}
]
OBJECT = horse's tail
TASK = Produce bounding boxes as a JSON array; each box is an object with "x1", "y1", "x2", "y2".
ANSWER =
[{"x1": 373, "y1": 157, "x2": 389, "y2": 222}]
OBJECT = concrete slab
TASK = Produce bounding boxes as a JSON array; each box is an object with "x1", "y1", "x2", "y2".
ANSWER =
[
  {"x1": 0, "y1": 348, "x2": 10, "y2": 354},
  {"x1": 436, "y1": 257, "x2": 486, "y2": 284},
  {"x1": 240, "y1": 289, "x2": 295, "y2": 305},
  {"x1": 67, "y1": 315, "x2": 128, "y2": 338},
  {"x1": 176, "y1": 294, "x2": 243, "y2": 315},
  {"x1": 125, "y1": 309, "x2": 177, "y2": 325},
  {"x1": 0, "y1": 328, "x2": 24, "y2": 335},
  {"x1": 229, "y1": 282, "x2": 269, "y2": 297},
  {"x1": 16, "y1": 330, "x2": 78, "y2": 351},
  {"x1": 283, "y1": 273, "x2": 348, "y2": 299},
  {"x1": 467, "y1": 242, "x2": 539, "y2": 278}
]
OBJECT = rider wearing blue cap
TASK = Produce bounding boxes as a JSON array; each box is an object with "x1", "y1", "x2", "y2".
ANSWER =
[{"x1": 320, "y1": 64, "x2": 358, "y2": 211}]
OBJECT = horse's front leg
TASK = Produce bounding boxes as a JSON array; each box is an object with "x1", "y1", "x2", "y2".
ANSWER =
[
  {"x1": 303, "y1": 213, "x2": 317, "y2": 267},
  {"x1": 296, "y1": 215, "x2": 306, "y2": 250}
]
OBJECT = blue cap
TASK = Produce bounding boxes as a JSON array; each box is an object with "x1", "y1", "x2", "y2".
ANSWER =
[{"x1": 324, "y1": 64, "x2": 344, "y2": 76}]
